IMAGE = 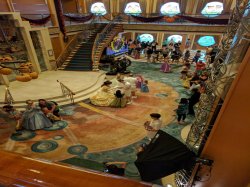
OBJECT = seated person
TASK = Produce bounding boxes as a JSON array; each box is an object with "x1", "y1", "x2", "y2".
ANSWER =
[
  {"x1": 182, "y1": 73, "x2": 193, "y2": 89},
  {"x1": 22, "y1": 100, "x2": 53, "y2": 130},
  {"x1": 141, "y1": 80, "x2": 149, "y2": 93},
  {"x1": 90, "y1": 80, "x2": 115, "y2": 107},
  {"x1": 180, "y1": 66, "x2": 189, "y2": 80},
  {"x1": 160, "y1": 57, "x2": 171, "y2": 73},
  {"x1": 38, "y1": 99, "x2": 61, "y2": 121},
  {"x1": 110, "y1": 90, "x2": 127, "y2": 108},
  {"x1": 2, "y1": 105, "x2": 22, "y2": 134}
]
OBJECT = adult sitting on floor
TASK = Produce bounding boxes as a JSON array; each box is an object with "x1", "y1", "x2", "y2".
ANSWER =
[
  {"x1": 38, "y1": 99, "x2": 61, "y2": 122},
  {"x1": 90, "y1": 80, "x2": 115, "y2": 107}
]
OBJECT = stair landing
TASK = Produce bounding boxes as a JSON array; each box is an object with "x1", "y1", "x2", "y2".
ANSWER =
[{"x1": 0, "y1": 70, "x2": 106, "y2": 110}]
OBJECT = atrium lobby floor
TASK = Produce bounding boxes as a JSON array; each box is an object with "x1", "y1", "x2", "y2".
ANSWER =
[{"x1": 0, "y1": 61, "x2": 193, "y2": 186}]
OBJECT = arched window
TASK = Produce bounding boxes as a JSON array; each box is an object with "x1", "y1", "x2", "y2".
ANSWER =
[
  {"x1": 160, "y1": 2, "x2": 180, "y2": 16},
  {"x1": 90, "y1": 2, "x2": 107, "y2": 16},
  {"x1": 201, "y1": 2, "x2": 223, "y2": 17},
  {"x1": 197, "y1": 36, "x2": 216, "y2": 47},
  {"x1": 166, "y1": 35, "x2": 183, "y2": 44},
  {"x1": 124, "y1": 2, "x2": 142, "y2": 15},
  {"x1": 137, "y1": 34, "x2": 154, "y2": 43}
]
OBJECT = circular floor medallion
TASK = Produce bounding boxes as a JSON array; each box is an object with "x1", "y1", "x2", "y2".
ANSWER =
[
  {"x1": 44, "y1": 120, "x2": 68, "y2": 131},
  {"x1": 10, "y1": 130, "x2": 36, "y2": 141},
  {"x1": 31, "y1": 140, "x2": 58, "y2": 153},
  {"x1": 53, "y1": 135, "x2": 64, "y2": 140},
  {"x1": 67, "y1": 145, "x2": 88, "y2": 156}
]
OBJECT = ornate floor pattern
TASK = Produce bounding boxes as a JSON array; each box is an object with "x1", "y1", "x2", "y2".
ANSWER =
[{"x1": 0, "y1": 61, "x2": 193, "y2": 182}]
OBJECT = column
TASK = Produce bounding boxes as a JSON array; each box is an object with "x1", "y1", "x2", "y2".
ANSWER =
[
  {"x1": 131, "y1": 32, "x2": 135, "y2": 41},
  {"x1": 0, "y1": 75, "x2": 10, "y2": 86},
  {"x1": 20, "y1": 26, "x2": 41, "y2": 73},
  {"x1": 189, "y1": 34, "x2": 196, "y2": 50},
  {"x1": 180, "y1": 34, "x2": 187, "y2": 52},
  {"x1": 47, "y1": 0, "x2": 59, "y2": 26}
]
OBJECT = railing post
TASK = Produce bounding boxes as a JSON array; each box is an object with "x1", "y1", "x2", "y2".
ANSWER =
[
  {"x1": 57, "y1": 80, "x2": 75, "y2": 104},
  {"x1": 4, "y1": 87, "x2": 14, "y2": 105}
]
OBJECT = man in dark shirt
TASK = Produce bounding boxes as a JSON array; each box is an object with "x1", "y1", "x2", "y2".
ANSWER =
[{"x1": 38, "y1": 99, "x2": 60, "y2": 117}]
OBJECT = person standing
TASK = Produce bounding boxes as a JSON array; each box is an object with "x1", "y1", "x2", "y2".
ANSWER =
[
  {"x1": 124, "y1": 73, "x2": 137, "y2": 98},
  {"x1": 185, "y1": 38, "x2": 191, "y2": 49},
  {"x1": 188, "y1": 88, "x2": 201, "y2": 116},
  {"x1": 176, "y1": 98, "x2": 189, "y2": 124},
  {"x1": 144, "y1": 113, "x2": 162, "y2": 140},
  {"x1": 151, "y1": 40, "x2": 158, "y2": 52},
  {"x1": 146, "y1": 46, "x2": 153, "y2": 62}
]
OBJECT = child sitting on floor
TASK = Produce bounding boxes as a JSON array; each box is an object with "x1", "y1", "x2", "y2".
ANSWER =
[
  {"x1": 110, "y1": 90, "x2": 127, "y2": 108},
  {"x1": 141, "y1": 80, "x2": 149, "y2": 93}
]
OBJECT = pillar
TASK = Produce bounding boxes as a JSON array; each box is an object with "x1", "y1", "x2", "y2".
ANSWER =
[{"x1": 20, "y1": 25, "x2": 41, "y2": 73}]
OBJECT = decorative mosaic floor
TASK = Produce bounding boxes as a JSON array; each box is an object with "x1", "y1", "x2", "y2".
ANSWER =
[{"x1": 0, "y1": 61, "x2": 193, "y2": 182}]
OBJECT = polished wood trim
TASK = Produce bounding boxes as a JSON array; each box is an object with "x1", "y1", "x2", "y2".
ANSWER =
[{"x1": 0, "y1": 151, "x2": 152, "y2": 187}]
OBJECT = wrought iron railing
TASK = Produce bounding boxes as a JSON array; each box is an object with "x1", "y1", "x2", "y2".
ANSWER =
[
  {"x1": 91, "y1": 15, "x2": 123, "y2": 70},
  {"x1": 175, "y1": 1, "x2": 250, "y2": 186},
  {"x1": 4, "y1": 87, "x2": 14, "y2": 105},
  {"x1": 57, "y1": 80, "x2": 75, "y2": 104}
]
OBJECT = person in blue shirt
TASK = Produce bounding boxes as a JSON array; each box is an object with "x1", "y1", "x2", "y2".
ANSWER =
[{"x1": 141, "y1": 80, "x2": 149, "y2": 93}]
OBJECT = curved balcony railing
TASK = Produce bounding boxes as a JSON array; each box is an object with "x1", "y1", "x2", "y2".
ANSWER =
[
  {"x1": 175, "y1": 1, "x2": 250, "y2": 186},
  {"x1": 19, "y1": 12, "x2": 231, "y2": 28},
  {"x1": 91, "y1": 15, "x2": 123, "y2": 70}
]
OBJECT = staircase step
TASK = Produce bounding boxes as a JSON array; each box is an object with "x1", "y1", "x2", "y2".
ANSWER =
[{"x1": 9, "y1": 73, "x2": 106, "y2": 110}]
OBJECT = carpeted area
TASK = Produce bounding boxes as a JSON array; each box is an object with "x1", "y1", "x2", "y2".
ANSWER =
[
  {"x1": 61, "y1": 61, "x2": 194, "y2": 179},
  {"x1": 0, "y1": 60, "x2": 194, "y2": 182}
]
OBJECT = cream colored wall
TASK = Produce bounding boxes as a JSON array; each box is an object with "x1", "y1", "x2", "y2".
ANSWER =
[{"x1": 31, "y1": 28, "x2": 56, "y2": 70}]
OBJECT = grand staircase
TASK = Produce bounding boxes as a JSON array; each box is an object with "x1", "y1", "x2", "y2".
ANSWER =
[
  {"x1": 92, "y1": 16, "x2": 123, "y2": 70},
  {"x1": 60, "y1": 25, "x2": 106, "y2": 71}
]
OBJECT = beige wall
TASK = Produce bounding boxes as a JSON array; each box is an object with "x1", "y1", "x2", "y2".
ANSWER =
[
  {"x1": 51, "y1": 36, "x2": 63, "y2": 59},
  {"x1": 195, "y1": 46, "x2": 250, "y2": 187}
]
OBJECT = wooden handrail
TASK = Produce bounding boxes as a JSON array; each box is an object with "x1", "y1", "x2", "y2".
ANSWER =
[
  {"x1": 91, "y1": 15, "x2": 123, "y2": 70},
  {"x1": 57, "y1": 80, "x2": 75, "y2": 103},
  {"x1": 56, "y1": 21, "x2": 96, "y2": 69},
  {"x1": 0, "y1": 151, "x2": 152, "y2": 187},
  {"x1": 93, "y1": 26, "x2": 123, "y2": 64}
]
